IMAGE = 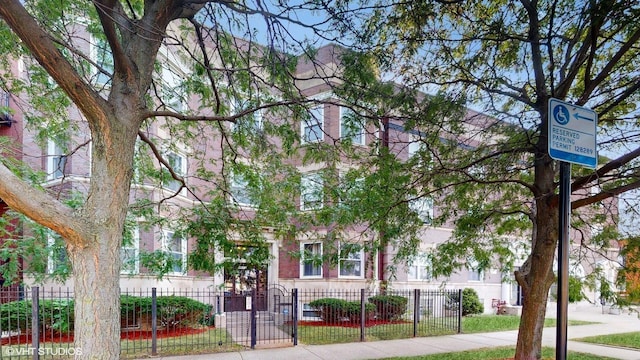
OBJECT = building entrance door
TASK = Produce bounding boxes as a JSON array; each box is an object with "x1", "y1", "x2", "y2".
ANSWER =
[{"x1": 223, "y1": 244, "x2": 269, "y2": 312}]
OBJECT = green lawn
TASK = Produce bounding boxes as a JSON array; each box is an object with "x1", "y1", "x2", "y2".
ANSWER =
[
  {"x1": 0, "y1": 328, "x2": 242, "y2": 359},
  {"x1": 461, "y1": 315, "x2": 594, "y2": 333},
  {"x1": 295, "y1": 315, "x2": 596, "y2": 345},
  {"x1": 379, "y1": 346, "x2": 617, "y2": 360},
  {"x1": 573, "y1": 332, "x2": 640, "y2": 350}
]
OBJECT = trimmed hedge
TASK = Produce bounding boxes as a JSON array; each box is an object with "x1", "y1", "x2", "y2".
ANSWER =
[
  {"x1": 0, "y1": 295, "x2": 211, "y2": 333},
  {"x1": 0, "y1": 299, "x2": 74, "y2": 334},
  {"x1": 368, "y1": 295, "x2": 408, "y2": 320},
  {"x1": 308, "y1": 298, "x2": 375, "y2": 323}
]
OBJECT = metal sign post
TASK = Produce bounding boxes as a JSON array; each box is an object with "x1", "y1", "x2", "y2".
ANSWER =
[
  {"x1": 556, "y1": 162, "x2": 571, "y2": 360},
  {"x1": 548, "y1": 98, "x2": 597, "y2": 360}
]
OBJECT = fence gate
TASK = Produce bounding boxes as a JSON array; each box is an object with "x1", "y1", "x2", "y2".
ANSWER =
[{"x1": 225, "y1": 285, "x2": 296, "y2": 349}]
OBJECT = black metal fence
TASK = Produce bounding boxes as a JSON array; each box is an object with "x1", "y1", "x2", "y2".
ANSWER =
[{"x1": 0, "y1": 286, "x2": 461, "y2": 359}]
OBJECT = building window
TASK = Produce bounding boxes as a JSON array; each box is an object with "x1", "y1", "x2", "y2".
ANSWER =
[
  {"x1": 163, "y1": 151, "x2": 186, "y2": 192},
  {"x1": 302, "y1": 303, "x2": 320, "y2": 319},
  {"x1": 47, "y1": 140, "x2": 67, "y2": 180},
  {"x1": 409, "y1": 197, "x2": 433, "y2": 225},
  {"x1": 0, "y1": 91, "x2": 11, "y2": 126},
  {"x1": 339, "y1": 172, "x2": 364, "y2": 205},
  {"x1": 92, "y1": 36, "x2": 113, "y2": 86},
  {"x1": 301, "y1": 105, "x2": 324, "y2": 143},
  {"x1": 230, "y1": 172, "x2": 256, "y2": 207},
  {"x1": 339, "y1": 243, "x2": 363, "y2": 278},
  {"x1": 467, "y1": 260, "x2": 484, "y2": 282},
  {"x1": 408, "y1": 253, "x2": 432, "y2": 281},
  {"x1": 408, "y1": 136, "x2": 423, "y2": 158},
  {"x1": 47, "y1": 232, "x2": 68, "y2": 275},
  {"x1": 231, "y1": 98, "x2": 263, "y2": 132},
  {"x1": 300, "y1": 172, "x2": 323, "y2": 210},
  {"x1": 121, "y1": 226, "x2": 139, "y2": 275},
  {"x1": 163, "y1": 230, "x2": 186, "y2": 275},
  {"x1": 161, "y1": 65, "x2": 185, "y2": 112},
  {"x1": 340, "y1": 107, "x2": 364, "y2": 145},
  {"x1": 300, "y1": 242, "x2": 322, "y2": 278}
]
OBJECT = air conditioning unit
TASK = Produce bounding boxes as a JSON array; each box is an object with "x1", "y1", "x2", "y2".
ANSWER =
[
  {"x1": 0, "y1": 91, "x2": 11, "y2": 127},
  {"x1": 0, "y1": 113, "x2": 11, "y2": 127}
]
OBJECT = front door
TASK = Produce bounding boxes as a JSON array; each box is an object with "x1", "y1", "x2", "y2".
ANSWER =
[{"x1": 223, "y1": 244, "x2": 269, "y2": 312}]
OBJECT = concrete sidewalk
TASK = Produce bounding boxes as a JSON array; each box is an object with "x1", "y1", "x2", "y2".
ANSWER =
[{"x1": 149, "y1": 303, "x2": 640, "y2": 360}]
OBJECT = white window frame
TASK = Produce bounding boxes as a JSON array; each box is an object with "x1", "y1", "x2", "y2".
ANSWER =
[
  {"x1": 467, "y1": 259, "x2": 485, "y2": 282},
  {"x1": 162, "y1": 230, "x2": 187, "y2": 275},
  {"x1": 47, "y1": 232, "x2": 68, "y2": 275},
  {"x1": 300, "y1": 172, "x2": 324, "y2": 210},
  {"x1": 409, "y1": 197, "x2": 434, "y2": 225},
  {"x1": 302, "y1": 302, "x2": 321, "y2": 319},
  {"x1": 164, "y1": 151, "x2": 187, "y2": 193},
  {"x1": 301, "y1": 105, "x2": 324, "y2": 143},
  {"x1": 408, "y1": 253, "x2": 432, "y2": 281},
  {"x1": 230, "y1": 172, "x2": 256, "y2": 207},
  {"x1": 300, "y1": 242, "x2": 323, "y2": 278},
  {"x1": 161, "y1": 64, "x2": 185, "y2": 112},
  {"x1": 91, "y1": 35, "x2": 113, "y2": 87},
  {"x1": 47, "y1": 140, "x2": 67, "y2": 180},
  {"x1": 338, "y1": 243, "x2": 364, "y2": 278},
  {"x1": 230, "y1": 97, "x2": 264, "y2": 132},
  {"x1": 339, "y1": 107, "x2": 365, "y2": 145},
  {"x1": 408, "y1": 135, "x2": 423, "y2": 158},
  {"x1": 121, "y1": 226, "x2": 140, "y2": 275},
  {"x1": 338, "y1": 172, "x2": 364, "y2": 205}
]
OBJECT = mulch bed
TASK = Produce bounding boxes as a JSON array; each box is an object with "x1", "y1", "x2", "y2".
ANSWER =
[{"x1": 1, "y1": 327, "x2": 212, "y2": 345}]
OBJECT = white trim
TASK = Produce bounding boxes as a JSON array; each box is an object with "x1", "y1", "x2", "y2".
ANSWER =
[
  {"x1": 163, "y1": 150, "x2": 187, "y2": 194},
  {"x1": 338, "y1": 243, "x2": 364, "y2": 279},
  {"x1": 162, "y1": 230, "x2": 187, "y2": 276},
  {"x1": 121, "y1": 226, "x2": 140, "y2": 275},
  {"x1": 300, "y1": 242, "x2": 323, "y2": 279},
  {"x1": 301, "y1": 105, "x2": 324, "y2": 144},
  {"x1": 46, "y1": 140, "x2": 67, "y2": 180},
  {"x1": 300, "y1": 172, "x2": 323, "y2": 210},
  {"x1": 339, "y1": 107, "x2": 365, "y2": 145},
  {"x1": 230, "y1": 172, "x2": 256, "y2": 207},
  {"x1": 47, "y1": 232, "x2": 67, "y2": 275}
]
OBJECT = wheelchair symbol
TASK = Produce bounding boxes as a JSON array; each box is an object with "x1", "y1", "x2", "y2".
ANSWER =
[{"x1": 553, "y1": 104, "x2": 570, "y2": 125}]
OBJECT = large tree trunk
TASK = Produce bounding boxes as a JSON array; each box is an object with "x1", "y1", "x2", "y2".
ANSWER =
[
  {"x1": 514, "y1": 129, "x2": 559, "y2": 359},
  {"x1": 69, "y1": 234, "x2": 122, "y2": 359},
  {"x1": 69, "y1": 114, "x2": 138, "y2": 359},
  {"x1": 514, "y1": 200, "x2": 558, "y2": 359}
]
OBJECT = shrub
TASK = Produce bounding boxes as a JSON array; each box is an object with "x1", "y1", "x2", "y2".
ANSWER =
[
  {"x1": 137, "y1": 296, "x2": 211, "y2": 328},
  {"x1": 368, "y1": 295, "x2": 408, "y2": 320},
  {"x1": 447, "y1": 288, "x2": 483, "y2": 316},
  {"x1": 0, "y1": 299, "x2": 74, "y2": 334},
  {"x1": 0, "y1": 300, "x2": 32, "y2": 332},
  {"x1": 461, "y1": 288, "x2": 484, "y2": 316},
  {"x1": 39, "y1": 299, "x2": 74, "y2": 334},
  {"x1": 309, "y1": 298, "x2": 375, "y2": 323}
]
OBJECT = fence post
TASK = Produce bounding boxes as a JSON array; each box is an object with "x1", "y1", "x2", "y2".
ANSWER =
[
  {"x1": 31, "y1": 287, "x2": 39, "y2": 360},
  {"x1": 413, "y1": 289, "x2": 420, "y2": 337},
  {"x1": 292, "y1": 288, "x2": 298, "y2": 346},
  {"x1": 151, "y1": 288, "x2": 157, "y2": 356},
  {"x1": 457, "y1": 289, "x2": 463, "y2": 334},
  {"x1": 360, "y1": 289, "x2": 365, "y2": 342},
  {"x1": 250, "y1": 289, "x2": 257, "y2": 349}
]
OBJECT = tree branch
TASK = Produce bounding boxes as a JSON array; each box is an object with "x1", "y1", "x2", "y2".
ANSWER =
[{"x1": 0, "y1": 162, "x2": 85, "y2": 246}]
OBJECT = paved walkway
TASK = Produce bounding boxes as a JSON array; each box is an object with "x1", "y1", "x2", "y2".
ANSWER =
[{"x1": 149, "y1": 303, "x2": 640, "y2": 360}]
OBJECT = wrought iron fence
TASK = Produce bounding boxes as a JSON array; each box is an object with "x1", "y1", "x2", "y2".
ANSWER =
[{"x1": 0, "y1": 286, "x2": 461, "y2": 359}]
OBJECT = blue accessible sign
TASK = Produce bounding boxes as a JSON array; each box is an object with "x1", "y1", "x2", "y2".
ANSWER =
[{"x1": 548, "y1": 98, "x2": 598, "y2": 169}]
